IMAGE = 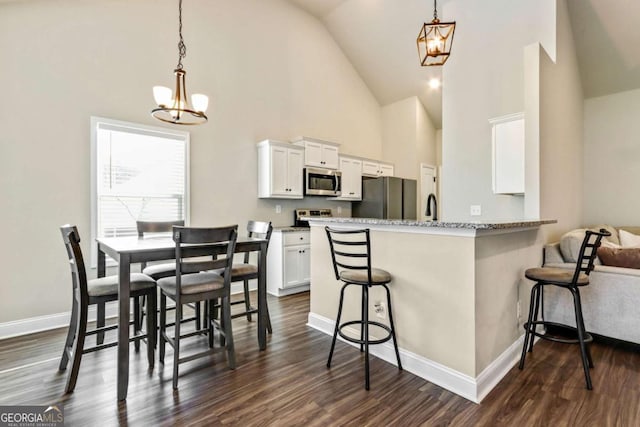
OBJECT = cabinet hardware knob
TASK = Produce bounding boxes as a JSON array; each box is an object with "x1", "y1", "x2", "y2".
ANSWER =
[{"x1": 300, "y1": 237, "x2": 303, "y2": 240}]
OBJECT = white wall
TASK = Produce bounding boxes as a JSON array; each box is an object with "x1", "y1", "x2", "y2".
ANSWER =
[
  {"x1": 381, "y1": 96, "x2": 437, "y2": 180},
  {"x1": 584, "y1": 87, "x2": 640, "y2": 226},
  {"x1": 0, "y1": 0, "x2": 384, "y2": 324},
  {"x1": 441, "y1": 0, "x2": 556, "y2": 221}
]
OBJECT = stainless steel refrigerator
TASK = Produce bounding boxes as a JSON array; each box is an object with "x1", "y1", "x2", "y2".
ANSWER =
[{"x1": 352, "y1": 177, "x2": 417, "y2": 220}]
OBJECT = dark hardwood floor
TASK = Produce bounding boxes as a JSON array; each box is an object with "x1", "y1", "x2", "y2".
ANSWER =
[{"x1": 1, "y1": 291, "x2": 639, "y2": 426}]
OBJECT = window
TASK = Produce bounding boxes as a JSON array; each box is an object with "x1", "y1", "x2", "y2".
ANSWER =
[{"x1": 91, "y1": 117, "x2": 189, "y2": 263}]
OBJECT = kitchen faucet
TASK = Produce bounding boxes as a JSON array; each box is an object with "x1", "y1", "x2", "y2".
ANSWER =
[{"x1": 426, "y1": 193, "x2": 438, "y2": 221}]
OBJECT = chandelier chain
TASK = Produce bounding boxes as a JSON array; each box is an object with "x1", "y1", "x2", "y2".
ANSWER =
[
  {"x1": 433, "y1": 0, "x2": 438, "y2": 20},
  {"x1": 177, "y1": 0, "x2": 186, "y2": 70}
]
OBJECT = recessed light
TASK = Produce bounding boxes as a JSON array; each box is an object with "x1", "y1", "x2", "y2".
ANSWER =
[{"x1": 429, "y1": 78, "x2": 441, "y2": 89}]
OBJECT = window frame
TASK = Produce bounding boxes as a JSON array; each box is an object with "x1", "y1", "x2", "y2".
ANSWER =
[{"x1": 90, "y1": 116, "x2": 190, "y2": 267}]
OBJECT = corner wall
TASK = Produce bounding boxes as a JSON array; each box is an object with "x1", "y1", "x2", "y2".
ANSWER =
[
  {"x1": 441, "y1": 0, "x2": 556, "y2": 221},
  {"x1": 583, "y1": 88, "x2": 640, "y2": 226}
]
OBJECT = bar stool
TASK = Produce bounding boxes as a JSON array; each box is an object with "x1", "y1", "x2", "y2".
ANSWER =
[
  {"x1": 325, "y1": 227, "x2": 402, "y2": 390},
  {"x1": 519, "y1": 228, "x2": 610, "y2": 389}
]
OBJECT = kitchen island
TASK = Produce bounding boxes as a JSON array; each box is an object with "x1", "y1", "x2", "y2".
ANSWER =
[{"x1": 305, "y1": 217, "x2": 556, "y2": 403}]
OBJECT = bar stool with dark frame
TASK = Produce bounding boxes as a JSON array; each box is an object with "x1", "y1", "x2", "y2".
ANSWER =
[
  {"x1": 519, "y1": 228, "x2": 610, "y2": 390},
  {"x1": 58, "y1": 225, "x2": 157, "y2": 394},
  {"x1": 325, "y1": 227, "x2": 402, "y2": 390}
]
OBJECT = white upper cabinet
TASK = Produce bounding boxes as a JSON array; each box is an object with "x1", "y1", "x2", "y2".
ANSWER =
[
  {"x1": 257, "y1": 140, "x2": 304, "y2": 199},
  {"x1": 362, "y1": 160, "x2": 394, "y2": 177},
  {"x1": 330, "y1": 156, "x2": 362, "y2": 200},
  {"x1": 291, "y1": 136, "x2": 340, "y2": 170},
  {"x1": 490, "y1": 113, "x2": 525, "y2": 195}
]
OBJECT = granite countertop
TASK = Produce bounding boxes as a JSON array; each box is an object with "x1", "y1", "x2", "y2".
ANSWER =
[
  {"x1": 302, "y1": 217, "x2": 557, "y2": 230},
  {"x1": 273, "y1": 226, "x2": 311, "y2": 232}
]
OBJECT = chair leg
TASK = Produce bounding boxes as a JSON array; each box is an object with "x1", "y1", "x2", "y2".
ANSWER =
[
  {"x1": 146, "y1": 291, "x2": 156, "y2": 369},
  {"x1": 96, "y1": 302, "x2": 105, "y2": 345},
  {"x1": 159, "y1": 293, "x2": 167, "y2": 364},
  {"x1": 360, "y1": 286, "x2": 366, "y2": 352},
  {"x1": 134, "y1": 296, "x2": 141, "y2": 352},
  {"x1": 139, "y1": 295, "x2": 147, "y2": 332},
  {"x1": 59, "y1": 292, "x2": 79, "y2": 371},
  {"x1": 384, "y1": 284, "x2": 402, "y2": 371},
  {"x1": 222, "y1": 295, "x2": 236, "y2": 369},
  {"x1": 528, "y1": 284, "x2": 542, "y2": 353},
  {"x1": 571, "y1": 287, "x2": 593, "y2": 390},
  {"x1": 265, "y1": 301, "x2": 273, "y2": 334},
  {"x1": 202, "y1": 300, "x2": 209, "y2": 330},
  {"x1": 327, "y1": 284, "x2": 348, "y2": 368},
  {"x1": 194, "y1": 302, "x2": 201, "y2": 331},
  {"x1": 65, "y1": 300, "x2": 88, "y2": 394},
  {"x1": 363, "y1": 285, "x2": 370, "y2": 390},
  {"x1": 519, "y1": 283, "x2": 539, "y2": 370},
  {"x1": 243, "y1": 280, "x2": 253, "y2": 322},
  {"x1": 173, "y1": 302, "x2": 182, "y2": 390},
  {"x1": 208, "y1": 299, "x2": 215, "y2": 348}
]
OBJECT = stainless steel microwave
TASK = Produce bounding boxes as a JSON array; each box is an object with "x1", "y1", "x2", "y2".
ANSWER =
[{"x1": 304, "y1": 168, "x2": 342, "y2": 196}]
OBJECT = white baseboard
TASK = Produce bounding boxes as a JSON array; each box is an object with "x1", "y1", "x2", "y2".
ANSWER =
[
  {"x1": 0, "y1": 284, "x2": 256, "y2": 341},
  {"x1": 307, "y1": 312, "x2": 525, "y2": 403},
  {"x1": 0, "y1": 303, "x2": 120, "y2": 341}
]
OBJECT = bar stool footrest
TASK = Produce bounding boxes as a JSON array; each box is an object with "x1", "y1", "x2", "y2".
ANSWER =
[
  {"x1": 524, "y1": 320, "x2": 593, "y2": 345},
  {"x1": 337, "y1": 320, "x2": 392, "y2": 346}
]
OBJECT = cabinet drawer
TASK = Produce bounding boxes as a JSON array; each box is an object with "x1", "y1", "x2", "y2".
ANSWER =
[{"x1": 284, "y1": 231, "x2": 310, "y2": 246}]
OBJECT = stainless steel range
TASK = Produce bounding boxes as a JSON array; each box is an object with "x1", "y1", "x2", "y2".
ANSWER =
[{"x1": 294, "y1": 208, "x2": 332, "y2": 228}]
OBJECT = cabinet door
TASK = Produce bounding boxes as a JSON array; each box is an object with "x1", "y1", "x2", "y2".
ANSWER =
[
  {"x1": 287, "y1": 149, "x2": 304, "y2": 197},
  {"x1": 322, "y1": 145, "x2": 339, "y2": 169},
  {"x1": 270, "y1": 146, "x2": 289, "y2": 195},
  {"x1": 362, "y1": 161, "x2": 379, "y2": 176},
  {"x1": 492, "y1": 115, "x2": 524, "y2": 194},
  {"x1": 379, "y1": 164, "x2": 394, "y2": 177},
  {"x1": 304, "y1": 141, "x2": 323, "y2": 168},
  {"x1": 283, "y1": 246, "x2": 301, "y2": 288},
  {"x1": 299, "y1": 246, "x2": 311, "y2": 283},
  {"x1": 350, "y1": 159, "x2": 363, "y2": 199}
]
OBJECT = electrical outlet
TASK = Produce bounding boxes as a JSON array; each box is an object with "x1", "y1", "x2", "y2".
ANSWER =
[
  {"x1": 374, "y1": 301, "x2": 386, "y2": 319},
  {"x1": 275, "y1": 205, "x2": 281, "y2": 214},
  {"x1": 337, "y1": 206, "x2": 342, "y2": 215},
  {"x1": 470, "y1": 205, "x2": 481, "y2": 216}
]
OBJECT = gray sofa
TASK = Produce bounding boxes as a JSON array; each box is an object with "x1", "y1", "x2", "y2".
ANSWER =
[{"x1": 541, "y1": 226, "x2": 640, "y2": 345}]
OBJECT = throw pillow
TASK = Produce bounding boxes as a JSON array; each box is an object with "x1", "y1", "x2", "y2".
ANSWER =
[
  {"x1": 619, "y1": 230, "x2": 640, "y2": 248},
  {"x1": 559, "y1": 229, "x2": 588, "y2": 263},
  {"x1": 597, "y1": 247, "x2": 640, "y2": 269}
]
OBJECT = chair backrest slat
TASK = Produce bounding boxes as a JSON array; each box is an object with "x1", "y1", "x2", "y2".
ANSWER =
[
  {"x1": 325, "y1": 227, "x2": 373, "y2": 283},
  {"x1": 172, "y1": 226, "x2": 238, "y2": 295},
  {"x1": 572, "y1": 228, "x2": 611, "y2": 284},
  {"x1": 137, "y1": 220, "x2": 184, "y2": 237},
  {"x1": 244, "y1": 221, "x2": 273, "y2": 264}
]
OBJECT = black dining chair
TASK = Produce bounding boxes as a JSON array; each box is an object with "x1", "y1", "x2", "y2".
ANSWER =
[
  {"x1": 213, "y1": 221, "x2": 273, "y2": 332},
  {"x1": 58, "y1": 225, "x2": 157, "y2": 393},
  {"x1": 134, "y1": 220, "x2": 202, "y2": 342},
  {"x1": 158, "y1": 225, "x2": 238, "y2": 389}
]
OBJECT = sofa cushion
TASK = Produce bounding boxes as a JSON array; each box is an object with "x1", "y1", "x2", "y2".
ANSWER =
[
  {"x1": 559, "y1": 229, "x2": 588, "y2": 263},
  {"x1": 619, "y1": 230, "x2": 640, "y2": 248},
  {"x1": 597, "y1": 247, "x2": 640, "y2": 269},
  {"x1": 591, "y1": 224, "x2": 619, "y2": 245}
]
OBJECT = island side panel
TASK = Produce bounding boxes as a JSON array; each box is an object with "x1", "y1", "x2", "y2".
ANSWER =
[
  {"x1": 474, "y1": 229, "x2": 544, "y2": 375},
  {"x1": 310, "y1": 224, "x2": 477, "y2": 377}
]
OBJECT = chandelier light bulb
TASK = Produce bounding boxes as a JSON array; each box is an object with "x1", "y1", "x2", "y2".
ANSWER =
[
  {"x1": 153, "y1": 86, "x2": 172, "y2": 107},
  {"x1": 191, "y1": 94, "x2": 209, "y2": 113}
]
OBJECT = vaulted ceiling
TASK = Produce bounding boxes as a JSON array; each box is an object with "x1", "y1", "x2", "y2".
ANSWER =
[{"x1": 289, "y1": 0, "x2": 640, "y2": 128}]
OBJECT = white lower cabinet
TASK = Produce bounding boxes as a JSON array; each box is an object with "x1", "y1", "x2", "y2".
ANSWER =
[{"x1": 267, "y1": 230, "x2": 311, "y2": 296}]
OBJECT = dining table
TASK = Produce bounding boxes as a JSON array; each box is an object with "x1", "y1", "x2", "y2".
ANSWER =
[{"x1": 96, "y1": 233, "x2": 270, "y2": 401}]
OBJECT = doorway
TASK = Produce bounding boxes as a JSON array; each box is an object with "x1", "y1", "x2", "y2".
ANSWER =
[{"x1": 420, "y1": 163, "x2": 437, "y2": 221}]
